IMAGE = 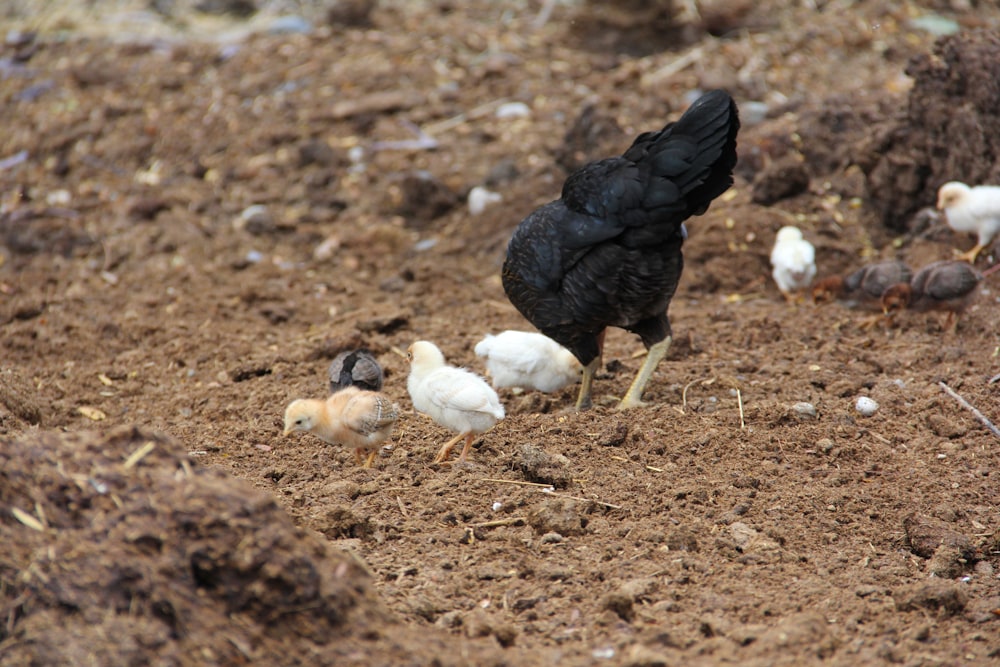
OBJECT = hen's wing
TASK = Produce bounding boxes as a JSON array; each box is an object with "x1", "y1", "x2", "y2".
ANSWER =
[{"x1": 502, "y1": 90, "x2": 739, "y2": 364}]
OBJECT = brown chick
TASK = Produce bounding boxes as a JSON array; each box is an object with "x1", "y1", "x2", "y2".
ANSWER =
[
  {"x1": 813, "y1": 260, "x2": 913, "y2": 328},
  {"x1": 812, "y1": 260, "x2": 913, "y2": 307},
  {"x1": 284, "y1": 386, "x2": 399, "y2": 468},
  {"x1": 880, "y1": 260, "x2": 985, "y2": 333}
]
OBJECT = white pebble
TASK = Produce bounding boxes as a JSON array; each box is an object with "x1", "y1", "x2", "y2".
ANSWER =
[
  {"x1": 467, "y1": 186, "x2": 502, "y2": 215},
  {"x1": 791, "y1": 402, "x2": 817, "y2": 419},
  {"x1": 855, "y1": 396, "x2": 879, "y2": 417},
  {"x1": 495, "y1": 101, "x2": 531, "y2": 119},
  {"x1": 491, "y1": 501, "x2": 503, "y2": 512}
]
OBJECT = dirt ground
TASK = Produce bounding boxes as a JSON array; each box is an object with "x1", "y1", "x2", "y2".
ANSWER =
[{"x1": 2, "y1": 1, "x2": 1000, "y2": 665}]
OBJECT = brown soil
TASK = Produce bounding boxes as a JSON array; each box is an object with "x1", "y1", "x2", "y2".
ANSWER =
[{"x1": 2, "y1": 2, "x2": 1000, "y2": 665}]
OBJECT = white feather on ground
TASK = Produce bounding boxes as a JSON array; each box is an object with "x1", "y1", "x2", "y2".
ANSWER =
[
  {"x1": 474, "y1": 330, "x2": 581, "y2": 392},
  {"x1": 770, "y1": 225, "x2": 816, "y2": 297},
  {"x1": 937, "y1": 181, "x2": 1000, "y2": 263},
  {"x1": 283, "y1": 386, "x2": 398, "y2": 468},
  {"x1": 407, "y1": 340, "x2": 504, "y2": 464}
]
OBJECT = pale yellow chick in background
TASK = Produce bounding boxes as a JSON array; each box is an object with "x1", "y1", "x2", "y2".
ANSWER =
[
  {"x1": 474, "y1": 330, "x2": 582, "y2": 393},
  {"x1": 283, "y1": 386, "x2": 399, "y2": 468},
  {"x1": 937, "y1": 181, "x2": 1000, "y2": 264},
  {"x1": 407, "y1": 340, "x2": 505, "y2": 464}
]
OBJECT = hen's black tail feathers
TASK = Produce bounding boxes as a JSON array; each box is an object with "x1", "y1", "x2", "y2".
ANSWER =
[{"x1": 625, "y1": 89, "x2": 739, "y2": 217}]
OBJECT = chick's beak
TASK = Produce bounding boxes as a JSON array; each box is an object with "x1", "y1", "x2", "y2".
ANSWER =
[{"x1": 282, "y1": 424, "x2": 292, "y2": 436}]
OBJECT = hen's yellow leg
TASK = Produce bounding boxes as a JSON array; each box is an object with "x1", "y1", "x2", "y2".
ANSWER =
[{"x1": 618, "y1": 335, "x2": 672, "y2": 410}]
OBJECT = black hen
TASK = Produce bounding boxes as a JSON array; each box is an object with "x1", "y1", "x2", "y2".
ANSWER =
[
  {"x1": 501, "y1": 90, "x2": 739, "y2": 409},
  {"x1": 328, "y1": 350, "x2": 384, "y2": 394}
]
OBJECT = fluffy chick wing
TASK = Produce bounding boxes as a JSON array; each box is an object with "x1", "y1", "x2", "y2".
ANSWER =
[
  {"x1": 476, "y1": 335, "x2": 546, "y2": 375},
  {"x1": 420, "y1": 369, "x2": 501, "y2": 415},
  {"x1": 338, "y1": 391, "x2": 398, "y2": 437}
]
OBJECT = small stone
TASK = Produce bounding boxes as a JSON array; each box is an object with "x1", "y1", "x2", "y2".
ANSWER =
[
  {"x1": 894, "y1": 581, "x2": 968, "y2": 616},
  {"x1": 790, "y1": 402, "x2": 817, "y2": 419},
  {"x1": 855, "y1": 396, "x2": 878, "y2": 417},
  {"x1": 495, "y1": 102, "x2": 531, "y2": 119},
  {"x1": 540, "y1": 532, "x2": 564, "y2": 544},
  {"x1": 234, "y1": 205, "x2": 276, "y2": 235}
]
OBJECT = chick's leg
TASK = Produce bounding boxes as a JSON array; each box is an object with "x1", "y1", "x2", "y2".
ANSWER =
[
  {"x1": 354, "y1": 448, "x2": 364, "y2": 465},
  {"x1": 618, "y1": 335, "x2": 672, "y2": 410},
  {"x1": 456, "y1": 433, "x2": 476, "y2": 463},
  {"x1": 955, "y1": 243, "x2": 984, "y2": 264},
  {"x1": 433, "y1": 431, "x2": 467, "y2": 463},
  {"x1": 363, "y1": 450, "x2": 378, "y2": 468}
]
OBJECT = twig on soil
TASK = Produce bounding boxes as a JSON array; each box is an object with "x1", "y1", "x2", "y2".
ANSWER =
[
  {"x1": 645, "y1": 465, "x2": 663, "y2": 472},
  {"x1": 396, "y1": 495, "x2": 409, "y2": 519},
  {"x1": 471, "y1": 516, "x2": 525, "y2": 529},
  {"x1": 938, "y1": 381, "x2": 1000, "y2": 441},
  {"x1": 736, "y1": 387, "x2": 745, "y2": 429},
  {"x1": 371, "y1": 119, "x2": 439, "y2": 152},
  {"x1": 479, "y1": 478, "x2": 555, "y2": 489},
  {"x1": 123, "y1": 441, "x2": 156, "y2": 469},
  {"x1": 423, "y1": 99, "x2": 511, "y2": 136},
  {"x1": 641, "y1": 46, "x2": 706, "y2": 88}
]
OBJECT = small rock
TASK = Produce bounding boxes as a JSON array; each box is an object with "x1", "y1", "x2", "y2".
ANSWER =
[
  {"x1": 926, "y1": 543, "x2": 968, "y2": 578},
  {"x1": 665, "y1": 528, "x2": 699, "y2": 552},
  {"x1": 528, "y1": 498, "x2": 588, "y2": 536},
  {"x1": 790, "y1": 402, "x2": 817, "y2": 420},
  {"x1": 0, "y1": 367, "x2": 43, "y2": 425},
  {"x1": 601, "y1": 591, "x2": 634, "y2": 622},
  {"x1": 297, "y1": 139, "x2": 340, "y2": 167},
  {"x1": 894, "y1": 580, "x2": 968, "y2": 616},
  {"x1": 926, "y1": 413, "x2": 967, "y2": 438},
  {"x1": 540, "y1": 532, "x2": 564, "y2": 544},
  {"x1": 516, "y1": 443, "x2": 572, "y2": 489},
  {"x1": 855, "y1": 396, "x2": 878, "y2": 417},
  {"x1": 728, "y1": 521, "x2": 758, "y2": 550},
  {"x1": 321, "y1": 505, "x2": 372, "y2": 539},
  {"x1": 233, "y1": 205, "x2": 276, "y2": 236},
  {"x1": 903, "y1": 513, "x2": 974, "y2": 560},
  {"x1": 597, "y1": 422, "x2": 628, "y2": 446},
  {"x1": 495, "y1": 102, "x2": 531, "y2": 119}
]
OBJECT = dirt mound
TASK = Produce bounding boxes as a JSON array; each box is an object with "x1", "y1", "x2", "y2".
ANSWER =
[
  {"x1": 0, "y1": 426, "x2": 506, "y2": 665},
  {"x1": 866, "y1": 29, "x2": 1000, "y2": 231}
]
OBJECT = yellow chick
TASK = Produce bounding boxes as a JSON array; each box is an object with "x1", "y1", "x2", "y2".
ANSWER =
[
  {"x1": 407, "y1": 340, "x2": 505, "y2": 464},
  {"x1": 283, "y1": 386, "x2": 399, "y2": 468}
]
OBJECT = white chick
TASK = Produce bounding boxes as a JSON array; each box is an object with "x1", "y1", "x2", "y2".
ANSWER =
[
  {"x1": 407, "y1": 340, "x2": 505, "y2": 464},
  {"x1": 937, "y1": 181, "x2": 1000, "y2": 263},
  {"x1": 474, "y1": 331, "x2": 581, "y2": 392},
  {"x1": 283, "y1": 386, "x2": 399, "y2": 468},
  {"x1": 770, "y1": 225, "x2": 816, "y2": 300}
]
